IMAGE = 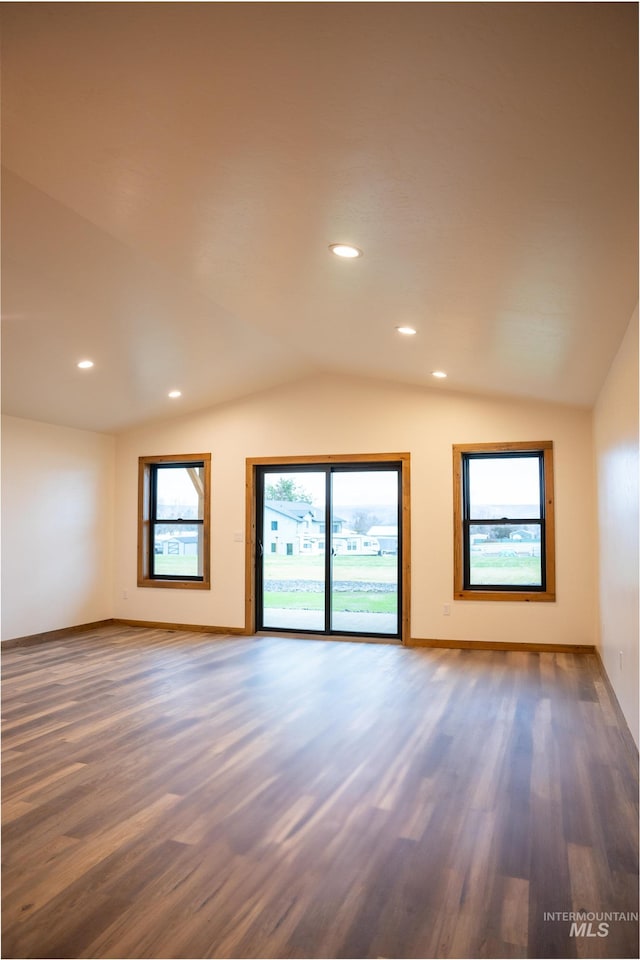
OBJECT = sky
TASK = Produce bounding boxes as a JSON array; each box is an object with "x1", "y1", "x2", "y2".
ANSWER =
[
  {"x1": 155, "y1": 466, "x2": 399, "y2": 509},
  {"x1": 156, "y1": 466, "x2": 202, "y2": 505},
  {"x1": 469, "y1": 457, "x2": 540, "y2": 507},
  {"x1": 157, "y1": 460, "x2": 540, "y2": 510},
  {"x1": 265, "y1": 470, "x2": 399, "y2": 509}
]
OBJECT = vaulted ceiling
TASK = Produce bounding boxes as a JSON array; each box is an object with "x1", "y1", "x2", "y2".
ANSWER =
[{"x1": 2, "y1": 3, "x2": 637, "y2": 433}]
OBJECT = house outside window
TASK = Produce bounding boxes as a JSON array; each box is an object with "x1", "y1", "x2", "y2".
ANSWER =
[
  {"x1": 453, "y1": 441, "x2": 555, "y2": 601},
  {"x1": 138, "y1": 453, "x2": 211, "y2": 589}
]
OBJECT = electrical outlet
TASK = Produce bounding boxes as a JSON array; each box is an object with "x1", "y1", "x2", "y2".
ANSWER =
[
  {"x1": 443, "y1": 603, "x2": 451, "y2": 616},
  {"x1": 233, "y1": 531, "x2": 243, "y2": 542},
  {"x1": 122, "y1": 589, "x2": 128, "y2": 600}
]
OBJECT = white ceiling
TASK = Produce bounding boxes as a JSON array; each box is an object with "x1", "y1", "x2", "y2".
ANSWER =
[{"x1": 2, "y1": 3, "x2": 637, "y2": 433}]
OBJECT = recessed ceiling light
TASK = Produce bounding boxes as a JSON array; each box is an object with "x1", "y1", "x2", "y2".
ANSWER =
[
  {"x1": 431, "y1": 370, "x2": 447, "y2": 379},
  {"x1": 168, "y1": 390, "x2": 182, "y2": 398},
  {"x1": 329, "y1": 243, "x2": 363, "y2": 259},
  {"x1": 77, "y1": 359, "x2": 94, "y2": 369},
  {"x1": 396, "y1": 326, "x2": 417, "y2": 336}
]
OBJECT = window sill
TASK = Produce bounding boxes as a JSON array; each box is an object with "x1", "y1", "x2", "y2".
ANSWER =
[
  {"x1": 137, "y1": 578, "x2": 210, "y2": 590},
  {"x1": 454, "y1": 589, "x2": 555, "y2": 602}
]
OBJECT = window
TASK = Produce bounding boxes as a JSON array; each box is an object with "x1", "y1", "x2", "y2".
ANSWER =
[
  {"x1": 453, "y1": 442, "x2": 555, "y2": 601},
  {"x1": 138, "y1": 454, "x2": 211, "y2": 589},
  {"x1": 271, "y1": 520, "x2": 278, "y2": 531}
]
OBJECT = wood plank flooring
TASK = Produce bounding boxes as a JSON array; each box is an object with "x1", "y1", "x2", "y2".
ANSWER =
[{"x1": 2, "y1": 625, "x2": 638, "y2": 959}]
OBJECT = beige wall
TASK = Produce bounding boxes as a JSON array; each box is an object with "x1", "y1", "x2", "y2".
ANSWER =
[
  {"x1": 3, "y1": 364, "x2": 632, "y2": 724},
  {"x1": 114, "y1": 374, "x2": 596, "y2": 647},
  {"x1": 594, "y1": 307, "x2": 639, "y2": 747},
  {"x1": 1, "y1": 416, "x2": 115, "y2": 641}
]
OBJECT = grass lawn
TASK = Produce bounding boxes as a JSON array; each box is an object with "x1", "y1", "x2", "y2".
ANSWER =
[
  {"x1": 156, "y1": 553, "x2": 535, "y2": 588},
  {"x1": 154, "y1": 553, "x2": 398, "y2": 586},
  {"x1": 264, "y1": 591, "x2": 397, "y2": 613},
  {"x1": 264, "y1": 554, "x2": 397, "y2": 582},
  {"x1": 154, "y1": 555, "x2": 200, "y2": 576},
  {"x1": 469, "y1": 555, "x2": 541, "y2": 586}
]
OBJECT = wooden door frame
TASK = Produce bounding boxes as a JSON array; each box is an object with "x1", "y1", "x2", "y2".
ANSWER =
[{"x1": 245, "y1": 453, "x2": 411, "y2": 643}]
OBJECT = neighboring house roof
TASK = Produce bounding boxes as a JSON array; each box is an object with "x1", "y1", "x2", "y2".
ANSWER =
[
  {"x1": 264, "y1": 500, "x2": 317, "y2": 522},
  {"x1": 265, "y1": 500, "x2": 347, "y2": 525},
  {"x1": 156, "y1": 532, "x2": 199, "y2": 544}
]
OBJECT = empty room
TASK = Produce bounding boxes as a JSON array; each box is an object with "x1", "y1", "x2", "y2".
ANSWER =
[{"x1": 1, "y1": 3, "x2": 638, "y2": 959}]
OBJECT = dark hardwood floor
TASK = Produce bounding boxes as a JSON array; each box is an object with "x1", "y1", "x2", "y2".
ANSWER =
[{"x1": 2, "y1": 625, "x2": 638, "y2": 959}]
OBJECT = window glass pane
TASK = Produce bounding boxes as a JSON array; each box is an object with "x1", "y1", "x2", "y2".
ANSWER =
[
  {"x1": 262, "y1": 470, "x2": 326, "y2": 631},
  {"x1": 155, "y1": 466, "x2": 204, "y2": 520},
  {"x1": 153, "y1": 523, "x2": 203, "y2": 577},
  {"x1": 330, "y1": 469, "x2": 399, "y2": 636},
  {"x1": 468, "y1": 523, "x2": 542, "y2": 586},
  {"x1": 468, "y1": 456, "x2": 541, "y2": 520}
]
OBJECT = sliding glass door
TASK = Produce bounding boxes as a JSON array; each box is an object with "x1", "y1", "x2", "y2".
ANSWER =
[
  {"x1": 257, "y1": 469, "x2": 327, "y2": 632},
  {"x1": 329, "y1": 469, "x2": 399, "y2": 635},
  {"x1": 256, "y1": 462, "x2": 402, "y2": 638}
]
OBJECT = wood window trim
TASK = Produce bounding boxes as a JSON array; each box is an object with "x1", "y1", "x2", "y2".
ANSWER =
[
  {"x1": 453, "y1": 441, "x2": 555, "y2": 602},
  {"x1": 138, "y1": 453, "x2": 211, "y2": 590},
  {"x1": 244, "y1": 453, "x2": 411, "y2": 642}
]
